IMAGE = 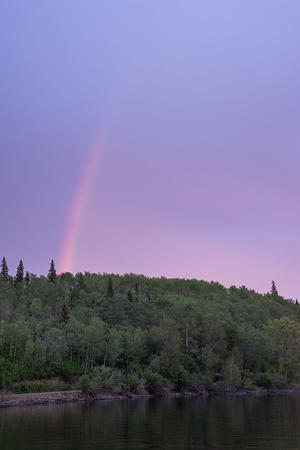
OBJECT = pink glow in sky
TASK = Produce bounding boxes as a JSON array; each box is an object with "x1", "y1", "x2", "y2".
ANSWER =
[{"x1": 1, "y1": 1, "x2": 300, "y2": 298}]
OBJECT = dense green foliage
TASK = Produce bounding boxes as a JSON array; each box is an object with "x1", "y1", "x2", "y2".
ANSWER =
[{"x1": 1, "y1": 260, "x2": 300, "y2": 394}]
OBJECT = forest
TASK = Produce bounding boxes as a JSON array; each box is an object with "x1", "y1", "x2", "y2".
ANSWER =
[{"x1": 1, "y1": 257, "x2": 300, "y2": 396}]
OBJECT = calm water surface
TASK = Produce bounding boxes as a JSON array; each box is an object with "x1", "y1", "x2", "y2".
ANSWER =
[{"x1": 1, "y1": 395, "x2": 300, "y2": 449}]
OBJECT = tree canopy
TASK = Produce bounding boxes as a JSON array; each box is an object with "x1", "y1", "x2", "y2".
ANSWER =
[{"x1": 0, "y1": 264, "x2": 299, "y2": 394}]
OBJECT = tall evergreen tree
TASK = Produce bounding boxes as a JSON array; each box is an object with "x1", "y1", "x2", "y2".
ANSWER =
[
  {"x1": 61, "y1": 302, "x2": 70, "y2": 325},
  {"x1": 127, "y1": 289, "x2": 133, "y2": 302},
  {"x1": 15, "y1": 260, "x2": 24, "y2": 285},
  {"x1": 107, "y1": 277, "x2": 114, "y2": 297},
  {"x1": 48, "y1": 259, "x2": 57, "y2": 283},
  {"x1": 271, "y1": 280, "x2": 278, "y2": 296},
  {"x1": 24, "y1": 271, "x2": 30, "y2": 286},
  {"x1": 0, "y1": 256, "x2": 8, "y2": 280}
]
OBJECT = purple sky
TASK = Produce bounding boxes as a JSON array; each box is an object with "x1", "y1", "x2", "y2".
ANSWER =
[{"x1": 1, "y1": 1, "x2": 300, "y2": 298}]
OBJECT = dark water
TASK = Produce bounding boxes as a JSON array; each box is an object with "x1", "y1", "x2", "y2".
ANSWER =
[{"x1": 1, "y1": 395, "x2": 300, "y2": 449}]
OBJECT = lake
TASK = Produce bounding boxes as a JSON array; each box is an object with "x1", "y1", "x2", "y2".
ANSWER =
[{"x1": 1, "y1": 395, "x2": 300, "y2": 449}]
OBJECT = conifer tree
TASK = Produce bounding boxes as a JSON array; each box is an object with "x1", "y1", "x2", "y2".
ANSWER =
[
  {"x1": 271, "y1": 280, "x2": 278, "y2": 296},
  {"x1": 24, "y1": 271, "x2": 30, "y2": 286},
  {"x1": 15, "y1": 260, "x2": 24, "y2": 285},
  {"x1": 107, "y1": 277, "x2": 114, "y2": 297},
  {"x1": 61, "y1": 302, "x2": 70, "y2": 325},
  {"x1": 0, "y1": 257, "x2": 8, "y2": 280},
  {"x1": 127, "y1": 290, "x2": 133, "y2": 302},
  {"x1": 48, "y1": 259, "x2": 57, "y2": 283}
]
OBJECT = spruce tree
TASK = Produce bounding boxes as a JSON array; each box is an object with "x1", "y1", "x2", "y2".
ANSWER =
[
  {"x1": 24, "y1": 271, "x2": 30, "y2": 286},
  {"x1": 127, "y1": 289, "x2": 133, "y2": 302},
  {"x1": 271, "y1": 280, "x2": 278, "y2": 296},
  {"x1": 107, "y1": 277, "x2": 114, "y2": 297},
  {"x1": 48, "y1": 259, "x2": 57, "y2": 283},
  {"x1": 61, "y1": 302, "x2": 70, "y2": 325},
  {"x1": 15, "y1": 259, "x2": 24, "y2": 285},
  {"x1": 0, "y1": 257, "x2": 8, "y2": 280}
]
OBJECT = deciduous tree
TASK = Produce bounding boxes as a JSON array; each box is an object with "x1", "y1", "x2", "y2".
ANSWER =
[{"x1": 266, "y1": 316, "x2": 300, "y2": 382}]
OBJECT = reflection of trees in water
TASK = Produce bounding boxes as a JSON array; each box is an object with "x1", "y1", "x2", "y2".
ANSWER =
[{"x1": 1, "y1": 396, "x2": 300, "y2": 449}]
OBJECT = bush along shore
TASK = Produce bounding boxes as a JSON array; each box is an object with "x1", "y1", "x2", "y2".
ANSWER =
[
  {"x1": 2, "y1": 381, "x2": 300, "y2": 409},
  {"x1": 1, "y1": 258, "x2": 300, "y2": 405}
]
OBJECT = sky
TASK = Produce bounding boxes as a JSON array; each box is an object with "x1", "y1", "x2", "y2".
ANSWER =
[{"x1": 1, "y1": 1, "x2": 300, "y2": 298}]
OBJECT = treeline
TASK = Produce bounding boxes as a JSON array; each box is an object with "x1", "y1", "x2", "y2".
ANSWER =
[{"x1": 0, "y1": 257, "x2": 300, "y2": 395}]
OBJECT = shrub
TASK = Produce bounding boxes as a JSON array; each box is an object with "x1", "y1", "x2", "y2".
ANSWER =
[
  {"x1": 12, "y1": 379, "x2": 70, "y2": 394},
  {"x1": 185, "y1": 372, "x2": 207, "y2": 393},
  {"x1": 58, "y1": 359, "x2": 83, "y2": 383},
  {"x1": 143, "y1": 370, "x2": 168, "y2": 395},
  {"x1": 79, "y1": 366, "x2": 125, "y2": 395},
  {"x1": 14, "y1": 382, "x2": 45, "y2": 393},
  {"x1": 242, "y1": 377, "x2": 259, "y2": 391},
  {"x1": 271, "y1": 373, "x2": 288, "y2": 389},
  {"x1": 255, "y1": 371, "x2": 274, "y2": 389},
  {"x1": 224, "y1": 357, "x2": 241, "y2": 390},
  {"x1": 79, "y1": 375, "x2": 91, "y2": 394},
  {"x1": 124, "y1": 373, "x2": 140, "y2": 393}
]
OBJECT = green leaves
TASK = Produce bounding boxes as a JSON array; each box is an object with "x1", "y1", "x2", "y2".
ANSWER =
[
  {"x1": 0, "y1": 271, "x2": 300, "y2": 393},
  {"x1": 265, "y1": 316, "x2": 300, "y2": 382}
]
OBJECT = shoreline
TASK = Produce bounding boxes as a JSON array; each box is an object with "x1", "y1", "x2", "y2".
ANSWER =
[{"x1": 1, "y1": 387, "x2": 300, "y2": 408}]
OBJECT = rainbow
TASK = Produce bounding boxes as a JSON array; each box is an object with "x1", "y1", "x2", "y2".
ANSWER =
[{"x1": 59, "y1": 133, "x2": 105, "y2": 274}]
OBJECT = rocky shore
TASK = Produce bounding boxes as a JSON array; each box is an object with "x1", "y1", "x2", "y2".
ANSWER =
[
  {"x1": 2, "y1": 386, "x2": 299, "y2": 408},
  {"x1": 0, "y1": 390, "x2": 86, "y2": 408}
]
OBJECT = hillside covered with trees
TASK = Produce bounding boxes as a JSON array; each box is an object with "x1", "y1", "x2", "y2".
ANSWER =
[{"x1": 1, "y1": 257, "x2": 300, "y2": 396}]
